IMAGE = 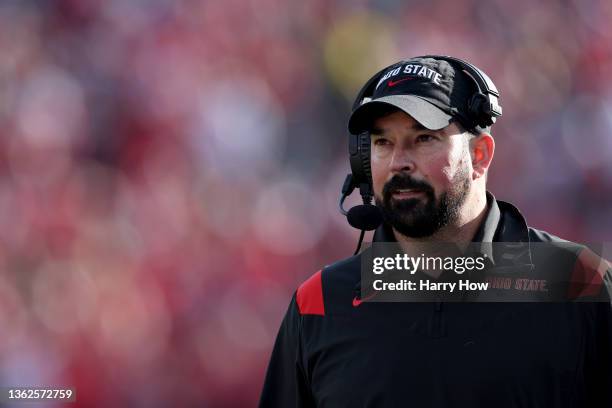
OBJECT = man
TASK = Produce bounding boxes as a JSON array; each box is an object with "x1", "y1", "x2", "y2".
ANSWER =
[{"x1": 259, "y1": 56, "x2": 611, "y2": 407}]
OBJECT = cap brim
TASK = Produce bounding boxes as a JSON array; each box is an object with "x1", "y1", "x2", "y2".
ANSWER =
[{"x1": 348, "y1": 95, "x2": 453, "y2": 134}]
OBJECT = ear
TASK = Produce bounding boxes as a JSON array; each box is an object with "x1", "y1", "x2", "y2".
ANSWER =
[{"x1": 470, "y1": 132, "x2": 494, "y2": 179}]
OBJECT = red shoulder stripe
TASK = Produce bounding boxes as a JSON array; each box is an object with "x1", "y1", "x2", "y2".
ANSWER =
[
  {"x1": 296, "y1": 270, "x2": 325, "y2": 316},
  {"x1": 567, "y1": 248, "x2": 609, "y2": 299}
]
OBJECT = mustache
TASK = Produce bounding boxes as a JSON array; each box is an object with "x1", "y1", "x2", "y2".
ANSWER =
[{"x1": 382, "y1": 174, "x2": 433, "y2": 199}]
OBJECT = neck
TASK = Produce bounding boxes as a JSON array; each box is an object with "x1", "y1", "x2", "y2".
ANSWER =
[{"x1": 392, "y1": 191, "x2": 488, "y2": 253}]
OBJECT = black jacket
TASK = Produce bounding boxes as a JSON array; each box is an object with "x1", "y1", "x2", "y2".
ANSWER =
[{"x1": 259, "y1": 194, "x2": 612, "y2": 407}]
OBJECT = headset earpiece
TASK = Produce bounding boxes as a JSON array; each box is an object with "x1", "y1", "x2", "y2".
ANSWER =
[{"x1": 468, "y1": 92, "x2": 495, "y2": 129}]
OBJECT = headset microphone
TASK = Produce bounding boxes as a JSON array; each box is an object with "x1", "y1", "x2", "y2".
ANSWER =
[
  {"x1": 338, "y1": 174, "x2": 383, "y2": 254},
  {"x1": 338, "y1": 174, "x2": 383, "y2": 231},
  {"x1": 347, "y1": 204, "x2": 383, "y2": 231}
]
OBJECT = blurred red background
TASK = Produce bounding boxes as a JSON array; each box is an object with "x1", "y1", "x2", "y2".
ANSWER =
[{"x1": 0, "y1": 0, "x2": 610, "y2": 406}]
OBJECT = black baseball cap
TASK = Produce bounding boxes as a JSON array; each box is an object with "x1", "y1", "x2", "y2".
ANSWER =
[{"x1": 348, "y1": 57, "x2": 483, "y2": 134}]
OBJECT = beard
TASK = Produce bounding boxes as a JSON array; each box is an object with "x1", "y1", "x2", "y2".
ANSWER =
[{"x1": 375, "y1": 169, "x2": 470, "y2": 238}]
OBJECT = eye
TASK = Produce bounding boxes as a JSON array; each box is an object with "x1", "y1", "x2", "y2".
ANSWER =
[
  {"x1": 373, "y1": 138, "x2": 391, "y2": 146},
  {"x1": 415, "y1": 134, "x2": 436, "y2": 143}
]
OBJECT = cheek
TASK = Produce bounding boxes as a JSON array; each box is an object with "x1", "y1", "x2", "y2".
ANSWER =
[
  {"x1": 423, "y1": 155, "x2": 455, "y2": 187},
  {"x1": 437, "y1": 148, "x2": 470, "y2": 184}
]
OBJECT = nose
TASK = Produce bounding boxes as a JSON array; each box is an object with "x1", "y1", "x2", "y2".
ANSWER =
[{"x1": 388, "y1": 146, "x2": 416, "y2": 174}]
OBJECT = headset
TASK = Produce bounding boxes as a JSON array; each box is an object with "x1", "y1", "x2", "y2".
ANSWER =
[{"x1": 339, "y1": 55, "x2": 503, "y2": 254}]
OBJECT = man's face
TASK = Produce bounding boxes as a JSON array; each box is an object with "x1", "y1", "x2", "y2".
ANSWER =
[{"x1": 370, "y1": 110, "x2": 473, "y2": 238}]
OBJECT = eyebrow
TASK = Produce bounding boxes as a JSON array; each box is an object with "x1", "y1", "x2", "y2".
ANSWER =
[{"x1": 370, "y1": 122, "x2": 429, "y2": 135}]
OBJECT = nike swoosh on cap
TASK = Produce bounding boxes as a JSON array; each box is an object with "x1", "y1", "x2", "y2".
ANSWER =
[{"x1": 388, "y1": 78, "x2": 413, "y2": 87}]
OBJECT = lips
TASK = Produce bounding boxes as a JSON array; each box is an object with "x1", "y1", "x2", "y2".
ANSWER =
[
  {"x1": 391, "y1": 189, "x2": 425, "y2": 198},
  {"x1": 383, "y1": 175, "x2": 433, "y2": 203}
]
